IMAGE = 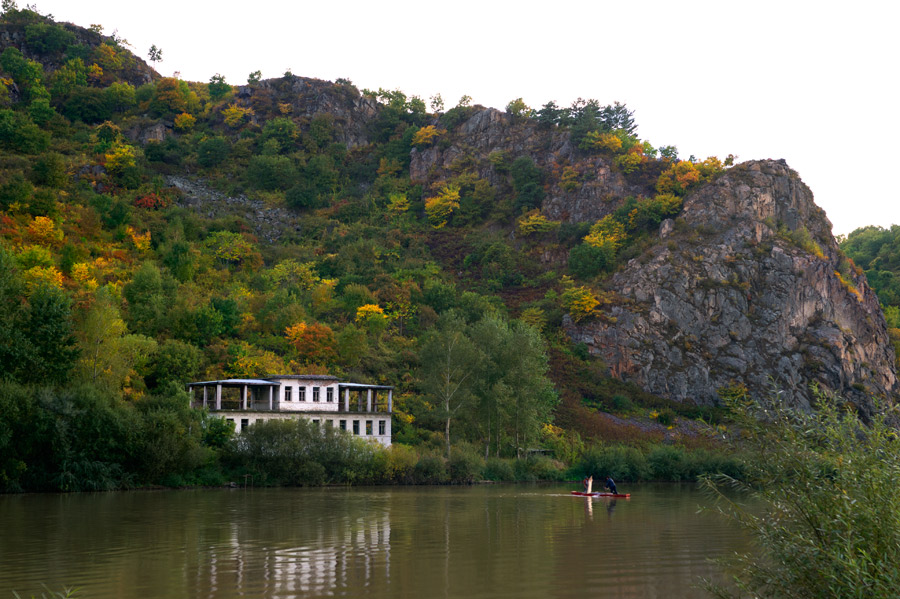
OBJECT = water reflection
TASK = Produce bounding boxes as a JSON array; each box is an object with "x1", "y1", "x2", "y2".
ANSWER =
[{"x1": 0, "y1": 484, "x2": 752, "y2": 599}]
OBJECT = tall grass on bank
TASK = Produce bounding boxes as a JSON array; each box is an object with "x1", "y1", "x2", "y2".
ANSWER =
[{"x1": 702, "y1": 390, "x2": 900, "y2": 599}]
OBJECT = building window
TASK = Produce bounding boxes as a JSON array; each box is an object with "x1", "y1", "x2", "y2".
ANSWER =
[
  {"x1": 379, "y1": 420, "x2": 386, "y2": 436},
  {"x1": 352, "y1": 420, "x2": 360, "y2": 435},
  {"x1": 340, "y1": 420, "x2": 347, "y2": 431},
  {"x1": 285, "y1": 387, "x2": 292, "y2": 402},
  {"x1": 312, "y1": 387, "x2": 320, "y2": 402},
  {"x1": 298, "y1": 386, "x2": 306, "y2": 402},
  {"x1": 366, "y1": 420, "x2": 373, "y2": 435},
  {"x1": 241, "y1": 418, "x2": 249, "y2": 431},
  {"x1": 326, "y1": 387, "x2": 333, "y2": 402},
  {"x1": 312, "y1": 419, "x2": 319, "y2": 426}
]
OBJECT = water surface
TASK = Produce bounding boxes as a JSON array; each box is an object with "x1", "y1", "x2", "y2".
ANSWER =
[{"x1": 0, "y1": 483, "x2": 752, "y2": 598}]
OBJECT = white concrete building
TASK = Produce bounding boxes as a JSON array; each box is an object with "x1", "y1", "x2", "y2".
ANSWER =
[{"x1": 187, "y1": 374, "x2": 393, "y2": 446}]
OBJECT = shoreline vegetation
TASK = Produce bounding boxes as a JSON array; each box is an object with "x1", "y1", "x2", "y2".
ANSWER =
[{"x1": 0, "y1": 380, "x2": 743, "y2": 493}]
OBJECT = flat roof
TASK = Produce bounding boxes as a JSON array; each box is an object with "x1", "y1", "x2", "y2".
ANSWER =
[
  {"x1": 339, "y1": 382, "x2": 394, "y2": 390},
  {"x1": 186, "y1": 379, "x2": 281, "y2": 387},
  {"x1": 265, "y1": 374, "x2": 339, "y2": 381}
]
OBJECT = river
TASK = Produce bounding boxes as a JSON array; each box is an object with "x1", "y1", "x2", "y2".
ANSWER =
[{"x1": 0, "y1": 483, "x2": 752, "y2": 598}]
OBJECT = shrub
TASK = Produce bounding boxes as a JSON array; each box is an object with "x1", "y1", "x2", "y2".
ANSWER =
[
  {"x1": 514, "y1": 454, "x2": 564, "y2": 481},
  {"x1": 412, "y1": 453, "x2": 448, "y2": 484},
  {"x1": 197, "y1": 136, "x2": 229, "y2": 168},
  {"x1": 703, "y1": 390, "x2": 900, "y2": 598},
  {"x1": 448, "y1": 445, "x2": 484, "y2": 484},
  {"x1": 246, "y1": 155, "x2": 297, "y2": 190},
  {"x1": 483, "y1": 457, "x2": 515, "y2": 481}
]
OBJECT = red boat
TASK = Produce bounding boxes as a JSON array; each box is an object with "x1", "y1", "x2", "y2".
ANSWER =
[{"x1": 570, "y1": 491, "x2": 631, "y2": 498}]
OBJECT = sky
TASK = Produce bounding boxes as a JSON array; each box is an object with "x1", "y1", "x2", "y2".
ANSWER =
[{"x1": 27, "y1": 0, "x2": 900, "y2": 236}]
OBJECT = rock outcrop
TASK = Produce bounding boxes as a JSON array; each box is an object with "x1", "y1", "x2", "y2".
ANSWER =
[
  {"x1": 566, "y1": 160, "x2": 897, "y2": 409},
  {"x1": 410, "y1": 107, "x2": 649, "y2": 222},
  {"x1": 167, "y1": 176, "x2": 300, "y2": 244},
  {"x1": 233, "y1": 76, "x2": 379, "y2": 148}
]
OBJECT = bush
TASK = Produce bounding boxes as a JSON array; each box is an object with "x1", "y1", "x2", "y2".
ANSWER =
[
  {"x1": 483, "y1": 457, "x2": 515, "y2": 481},
  {"x1": 197, "y1": 136, "x2": 229, "y2": 168},
  {"x1": 514, "y1": 454, "x2": 564, "y2": 481},
  {"x1": 703, "y1": 391, "x2": 900, "y2": 598},
  {"x1": 0, "y1": 109, "x2": 49, "y2": 153},
  {"x1": 412, "y1": 453, "x2": 448, "y2": 484},
  {"x1": 223, "y1": 418, "x2": 374, "y2": 486},
  {"x1": 448, "y1": 445, "x2": 484, "y2": 484},
  {"x1": 246, "y1": 155, "x2": 296, "y2": 190},
  {"x1": 30, "y1": 152, "x2": 67, "y2": 188},
  {"x1": 568, "y1": 242, "x2": 613, "y2": 279}
]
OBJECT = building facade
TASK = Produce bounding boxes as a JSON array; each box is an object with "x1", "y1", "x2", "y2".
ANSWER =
[{"x1": 187, "y1": 374, "x2": 393, "y2": 446}]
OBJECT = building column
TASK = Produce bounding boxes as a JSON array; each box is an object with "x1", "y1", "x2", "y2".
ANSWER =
[
  {"x1": 367, "y1": 389, "x2": 372, "y2": 412},
  {"x1": 268, "y1": 386, "x2": 273, "y2": 410},
  {"x1": 388, "y1": 389, "x2": 392, "y2": 413},
  {"x1": 242, "y1": 385, "x2": 248, "y2": 410},
  {"x1": 203, "y1": 386, "x2": 208, "y2": 408},
  {"x1": 344, "y1": 388, "x2": 350, "y2": 412},
  {"x1": 216, "y1": 383, "x2": 222, "y2": 410}
]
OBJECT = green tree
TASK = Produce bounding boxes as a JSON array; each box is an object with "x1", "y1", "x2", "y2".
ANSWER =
[
  {"x1": 260, "y1": 116, "x2": 297, "y2": 152},
  {"x1": 0, "y1": 108, "x2": 49, "y2": 153},
  {"x1": 420, "y1": 313, "x2": 480, "y2": 459},
  {"x1": 147, "y1": 44, "x2": 162, "y2": 63},
  {"x1": 149, "y1": 339, "x2": 202, "y2": 389},
  {"x1": 510, "y1": 156, "x2": 544, "y2": 211},
  {"x1": 122, "y1": 263, "x2": 168, "y2": 336},
  {"x1": 76, "y1": 292, "x2": 157, "y2": 391},
  {"x1": 208, "y1": 73, "x2": 231, "y2": 100},
  {"x1": 469, "y1": 317, "x2": 556, "y2": 458},
  {"x1": 247, "y1": 154, "x2": 297, "y2": 190},
  {"x1": 197, "y1": 136, "x2": 229, "y2": 168},
  {"x1": 19, "y1": 284, "x2": 80, "y2": 385}
]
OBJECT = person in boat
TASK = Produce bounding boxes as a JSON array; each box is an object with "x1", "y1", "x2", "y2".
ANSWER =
[
  {"x1": 582, "y1": 475, "x2": 593, "y2": 493},
  {"x1": 605, "y1": 476, "x2": 617, "y2": 494}
]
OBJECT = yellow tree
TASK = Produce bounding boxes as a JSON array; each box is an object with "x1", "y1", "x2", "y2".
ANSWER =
[{"x1": 425, "y1": 183, "x2": 460, "y2": 228}]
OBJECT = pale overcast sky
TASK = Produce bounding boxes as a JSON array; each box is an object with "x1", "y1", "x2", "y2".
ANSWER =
[{"x1": 29, "y1": 0, "x2": 900, "y2": 236}]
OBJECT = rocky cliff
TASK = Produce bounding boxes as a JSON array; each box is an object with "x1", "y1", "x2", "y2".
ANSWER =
[
  {"x1": 565, "y1": 160, "x2": 897, "y2": 409},
  {"x1": 411, "y1": 108, "x2": 653, "y2": 222}
]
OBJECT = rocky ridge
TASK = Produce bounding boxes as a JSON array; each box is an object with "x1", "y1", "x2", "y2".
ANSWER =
[
  {"x1": 565, "y1": 160, "x2": 897, "y2": 409},
  {"x1": 411, "y1": 107, "x2": 651, "y2": 223}
]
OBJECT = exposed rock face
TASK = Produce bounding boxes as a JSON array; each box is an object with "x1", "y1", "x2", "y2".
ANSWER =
[
  {"x1": 0, "y1": 19, "x2": 157, "y2": 86},
  {"x1": 566, "y1": 160, "x2": 897, "y2": 409},
  {"x1": 233, "y1": 76, "x2": 379, "y2": 148},
  {"x1": 410, "y1": 107, "x2": 648, "y2": 222},
  {"x1": 167, "y1": 176, "x2": 299, "y2": 244}
]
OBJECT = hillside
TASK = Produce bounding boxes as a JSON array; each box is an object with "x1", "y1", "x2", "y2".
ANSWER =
[{"x1": 0, "y1": 5, "x2": 896, "y2": 490}]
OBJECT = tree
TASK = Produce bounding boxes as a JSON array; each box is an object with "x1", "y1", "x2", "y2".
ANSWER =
[
  {"x1": 468, "y1": 317, "x2": 556, "y2": 458},
  {"x1": 76, "y1": 292, "x2": 156, "y2": 392},
  {"x1": 208, "y1": 73, "x2": 230, "y2": 100},
  {"x1": 19, "y1": 284, "x2": 80, "y2": 385},
  {"x1": 248, "y1": 70, "x2": 261, "y2": 85},
  {"x1": 505, "y1": 97, "x2": 533, "y2": 118},
  {"x1": 285, "y1": 322, "x2": 337, "y2": 366},
  {"x1": 425, "y1": 183, "x2": 460, "y2": 228},
  {"x1": 147, "y1": 44, "x2": 162, "y2": 63},
  {"x1": 429, "y1": 93, "x2": 444, "y2": 114},
  {"x1": 510, "y1": 156, "x2": 544, "y2": 211},
  {"x1": 419, "y1": 313, "x2": 557, "y2": 459},
  {"x1": 420, "y1": 313, "x2": 480, "y2": 459}
]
